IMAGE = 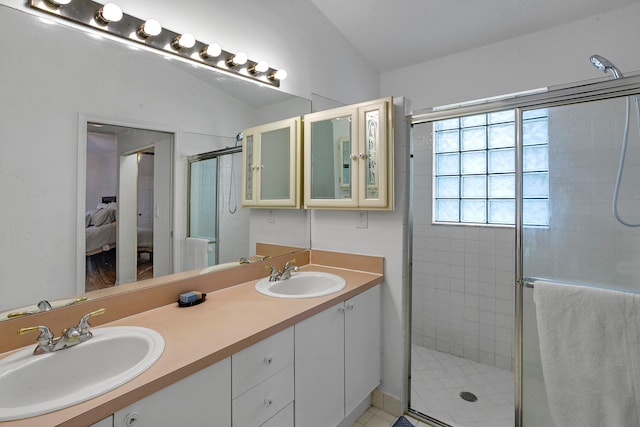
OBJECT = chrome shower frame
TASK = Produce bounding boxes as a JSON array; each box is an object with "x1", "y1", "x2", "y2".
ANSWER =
[{"x1": 409, "y1": 73, "x2": 640, "y2": 427}]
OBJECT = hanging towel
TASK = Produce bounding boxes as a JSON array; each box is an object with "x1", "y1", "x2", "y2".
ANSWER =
[
  {"x1": 533, "y1": 280, "x2": 640, "y2": 427},
  {"x1": 185, "y1": 237, "x2": 210, "y2": 271}
]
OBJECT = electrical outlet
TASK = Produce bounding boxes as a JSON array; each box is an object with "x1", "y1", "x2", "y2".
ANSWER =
[
  {"x1": 356, "y1": 211, "x2": 368, "y2": 229},
  {"x1": 267, "y1": 210, "x2": 275, "y2": 224}
]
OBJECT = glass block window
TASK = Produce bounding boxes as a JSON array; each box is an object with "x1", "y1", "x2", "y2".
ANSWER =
[{"x1": 433, "y1": 108, "x2": 549, "y2": 226}]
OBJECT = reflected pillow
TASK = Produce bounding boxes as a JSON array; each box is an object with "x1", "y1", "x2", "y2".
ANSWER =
[{"x1": 90, "y1": 208, "x2": 115, "y2": 226}]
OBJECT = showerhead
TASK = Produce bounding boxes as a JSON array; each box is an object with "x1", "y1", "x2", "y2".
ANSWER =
[
  {"x1": 236, "y1": 131, "x2": 243, "y2": 142},
  {"x1": 590, "y1": 54, "x2": 624, "y2": 79}
]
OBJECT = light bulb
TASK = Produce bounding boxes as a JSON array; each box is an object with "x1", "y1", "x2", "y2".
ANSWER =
[
  {"x1": 269, "y1": 69, "x2": 288, "y2": 81},
  {"x1": 46, "y1": 0, "x2": 72, "y2": 6},
  {"x1": 200, "y1": 43, "x2": 222, "y2": 59},
  {"x1": 227, "y1": 52, "x2": 248, "y2": 67},
  {"x1": 138, "y1": 19, "x2": 161, "y2": 38},
  {"x1": 96, "y1": 3, "x2": 123, "y2": 24},
  {"x1": 254, "y1": 61, "x2": 269, "y2": 73},
  {"x1": 172, "y1": 33, "x2": 196, "y2": 50}
]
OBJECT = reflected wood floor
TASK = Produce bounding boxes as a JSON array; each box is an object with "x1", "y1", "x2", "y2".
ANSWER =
[{"x1": 85, "y1": 249, "x2": 153, "y2": 292}]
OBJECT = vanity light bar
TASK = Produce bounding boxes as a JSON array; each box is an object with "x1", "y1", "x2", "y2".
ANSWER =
[{"x1": 29, "y1": 0, "x2": 287, "y2": 87}]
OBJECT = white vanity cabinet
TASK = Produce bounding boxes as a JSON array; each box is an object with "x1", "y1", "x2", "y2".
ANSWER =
[
  {"x1": 112, "y1": 357, "x2": 231, "y2": 427},
  {"x1": 242, "y1": 116, "x2": 302, "y2": 208},
  {"x1": 294, "y1": 285, "x2": 381, "y2": 427},
  {"x1": 231, "y1": 327, "x2": 294, "y2": 426},
  {"x1": 89, "y1": 416, "x2": 113, "y2": 427},
  {"x1": 304, "y1": 97, "x2": 393, "y2": 210}
]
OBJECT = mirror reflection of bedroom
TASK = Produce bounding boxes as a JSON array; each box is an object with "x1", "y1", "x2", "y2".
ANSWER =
[{"x1": 85, "y1": 123, "x2": 173, "y2": 292}]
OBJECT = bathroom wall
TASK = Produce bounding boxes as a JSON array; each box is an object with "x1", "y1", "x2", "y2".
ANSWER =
[
  {"x1": 0, "y1": 0, "x2": 380, "y2": 106},
  {"x1": 524, "y1": 97, "x2": 640, "y2": 287},
  {"x1": 381, "y1": 2, "x2": 640, "y2": 113},
  {"x1": 217, "y1": 153, "x2": 250, "y2": 264},
  {"x1": 412, "y1": 123, "x2": 515, "y2": 370}
]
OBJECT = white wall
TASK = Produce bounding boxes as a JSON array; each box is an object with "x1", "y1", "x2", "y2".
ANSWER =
[
  {"x1": 0, "y1": 0, "x2": 380, "y2": 106},
  {"x1": 524, "y1": 98, "x2": 640, "y2": 289},
  {"x1": 381, "y1": 3, "x2": 640, "y2": 112}
]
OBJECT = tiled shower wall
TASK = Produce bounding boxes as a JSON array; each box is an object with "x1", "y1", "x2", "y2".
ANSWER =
[
  {"x1": 524, "y1": 97, "x2": 640, "y2": 287},
  {"x1": 412, "y1": 94, "x2": 640, "y2": 373},
  {"x1": 521, "y1": 93, "x2": 640, "y2": 427},
  {"x1": 412, "y1": 123, "x2": 515, "y2": 371},
  {"x1": 218, "y1": 152, "x2": 250, "y2": 264}
]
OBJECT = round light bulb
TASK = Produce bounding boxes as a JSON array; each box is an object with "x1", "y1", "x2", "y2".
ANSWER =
[
  {"x1": 201, "y1": 43, "x2": 222, "y2": 58},
  {"x1": 232, "y1": 52, "x2": 247, "y2": 66},
  {"x1": 139, "y1": 19, "x2": 161, "y2": 37},
  {"x1": 254, "y1": 60, "x2": 269, "y2": 73},
  {"x1": 176, "y1": 33, "x2": 196, "y2": 49},
  {"x1": 271, "y1": 69, "x2": 288, "y2": 81},
  {"x1": 47, "y1": 0, "x2": 72, "y2": 6},
  {"x1": 99, "y1": 3, "x2": 123, "y2": 23}
]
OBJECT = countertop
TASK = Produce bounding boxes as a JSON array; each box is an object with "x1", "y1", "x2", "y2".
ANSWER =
[{"x1": 0, "y1": 261, "x2": 383, "y2": 426}]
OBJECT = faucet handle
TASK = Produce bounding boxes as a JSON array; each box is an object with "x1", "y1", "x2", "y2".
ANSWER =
[
  {"x1": 265, "y1": 265, "x2": 281, "y2": 281},
  {"x1": 18, "y1": 325, "x2": 53, "y2": 338},
  {"x1": 78, "y1": 308, "x2": 106, "y2": 335},
  {"x1": 18, "y1": 326, "x2": 55, "y2": 355},
  {"x1": 284, "y1": 259, "x2": 296, "y2": 269},
  {"x1": 37, "y1": 300, "x2": 53, "y2": 312}
]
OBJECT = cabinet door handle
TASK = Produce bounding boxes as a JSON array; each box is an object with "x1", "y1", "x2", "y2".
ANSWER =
[
  {"x1": 347, "y1": 303, "x2": 355, "y2": 311},
  {"x1": 264, "y1": 356, "x2": 273, "y2": 365},
  {"x1": 349, "y1": 154, "x2": 358, "y2": 160},
  {"x1": 338, "y1": 306, "x2": 346, "y2": 313},
  {"x1": 359, "y1": 152, "x2": 367, "y2": 159},
  {"x1": 264, "y1": 397, "x2": 273, "y2": 407}
]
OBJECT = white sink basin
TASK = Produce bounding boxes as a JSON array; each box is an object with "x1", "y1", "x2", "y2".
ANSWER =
[
  {"x1": 0, "y1": 326, "x2": 164, "y2": 421},
  {"x1": 255, "y1": 271, "x2": 346, "y2": 298}
]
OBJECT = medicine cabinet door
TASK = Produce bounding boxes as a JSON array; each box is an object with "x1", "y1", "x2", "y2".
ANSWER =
[
  {"x1": 357, "y1": 98, "x2": 392, "y2": 209},
  {"x1": 303, "y1": 97, "x2": 393, "y2": 210},
  {"x1": 304, "y1": 105, "x2": 359, "y2": 208},
  {"x1": 242, "y1": 116, "x2": 302, "y2": 208}
]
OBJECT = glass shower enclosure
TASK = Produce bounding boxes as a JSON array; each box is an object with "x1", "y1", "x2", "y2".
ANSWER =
[
  {"x1": 518, "y1": 77, "x2": 640, "y2": 426},
  {"x1": 188, "y1": 146, "x2": 246, "y2": 267},
  {"x1": 410, "y1": 73, "x2": 640, "y2": 426}
]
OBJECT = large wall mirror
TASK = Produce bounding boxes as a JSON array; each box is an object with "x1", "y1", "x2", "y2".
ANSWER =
[{"x1": 0, "y1": 4, "x2": 311, "y2": 319}]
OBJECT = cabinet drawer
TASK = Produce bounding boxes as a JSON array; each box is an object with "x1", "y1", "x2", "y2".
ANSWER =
[
  {"x1": 232, "y1": 327, "x2": 293, "y2": 398},
  {"x1": 261, "y1": 402, "x2": 294, "y2": 427},
  {"x1": 232, "y1": 364, "x2": 294, "y2": 427}
]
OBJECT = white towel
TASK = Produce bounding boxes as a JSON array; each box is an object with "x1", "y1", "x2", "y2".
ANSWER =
[
  {"x1": 185, "y1": 237, "x2": 210, "y2": 271},
  {"x1": 533, "y1": 280, "x2": 640, "y2": 426}
]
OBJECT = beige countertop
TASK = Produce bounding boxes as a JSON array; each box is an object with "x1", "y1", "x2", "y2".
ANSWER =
[{"x1": 0, "y1": 256, "x2": 383, "y2": 426}]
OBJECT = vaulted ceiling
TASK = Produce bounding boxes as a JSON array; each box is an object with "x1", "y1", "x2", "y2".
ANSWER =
[{"x1": 310, "y1": 0, "x2": 640, "y2": 72}]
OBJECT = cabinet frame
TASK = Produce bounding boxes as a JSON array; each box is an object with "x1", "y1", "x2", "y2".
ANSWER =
[
  {"x1": 303, "y1": 97, "x2": 393, "y2": 210},
  {"x1": 242, "y1": 116, "x2": 302, "y2": 208}
]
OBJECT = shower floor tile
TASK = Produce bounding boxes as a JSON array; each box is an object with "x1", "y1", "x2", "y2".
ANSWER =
[{"x1": 411, "y1": 345, "x2": 514, "y2": 427}]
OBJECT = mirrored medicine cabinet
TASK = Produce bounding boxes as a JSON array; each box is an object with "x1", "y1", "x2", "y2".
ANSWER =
[
  {"x1": 242, "y1": 97, "x2": 394, "y2": 211},
  {"x1": 242, "y1": 116, "x2": 302, "y2": 208}
]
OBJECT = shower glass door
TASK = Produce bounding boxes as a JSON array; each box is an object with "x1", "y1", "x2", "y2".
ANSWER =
[
  {"x1": 188, "y1": 157, "x2": 218, "y2": 266},
  {"x1": 520, "y1": 92, "x2": 640, "y2": 425}
]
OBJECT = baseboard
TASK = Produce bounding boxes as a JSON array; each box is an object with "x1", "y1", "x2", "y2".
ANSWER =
[
  {"x1": 337, "y1": 394, "x2": 372, "y2": 427},
  {"x1": 372, "y1": 389, "x2": 402, "y2": 417}
]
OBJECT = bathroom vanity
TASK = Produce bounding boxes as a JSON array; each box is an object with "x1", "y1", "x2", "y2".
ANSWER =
[{"x1": 0, "y1": 250, "x2": 383, "y2": 426}]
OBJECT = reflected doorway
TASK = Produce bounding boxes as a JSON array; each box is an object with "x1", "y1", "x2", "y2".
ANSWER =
[{"x1": 84, "y1": 123, "x2": 173, "y2": 291}]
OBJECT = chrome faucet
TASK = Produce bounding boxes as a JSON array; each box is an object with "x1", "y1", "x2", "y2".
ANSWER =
[
  {"x1": 265, "y1": 259, "x2": 298, "y2": 281},
  {"x1": 18, "y1": 308, "x2": 106, "y2": 355},
  {"x1": 280, "y1": 259, "x2": 298, "y2": 280}
]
